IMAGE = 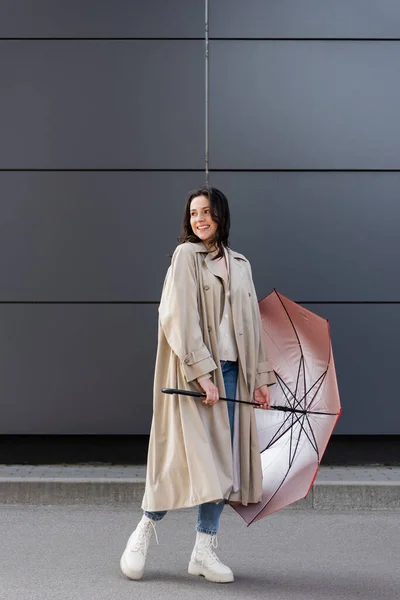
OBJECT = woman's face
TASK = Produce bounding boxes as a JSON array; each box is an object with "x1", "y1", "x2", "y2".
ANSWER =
[{"x1": 190, "y1": 195, "x2": 218, "y2": 246}]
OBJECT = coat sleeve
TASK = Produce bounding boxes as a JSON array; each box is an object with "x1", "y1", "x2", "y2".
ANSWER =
[
  {"x1": 248, "y1": 264, "x2": 277, "y2": 389},
  {"x1": 159, "y1": 244, "x2": 218, "y2": 383}
]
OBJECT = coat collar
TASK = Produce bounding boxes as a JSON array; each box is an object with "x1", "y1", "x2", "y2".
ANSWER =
[
  {"x1": 190, "y1": 242, "x2": 247, "y2": 292},
  {"x1": 191, "y1": 241, "x2": 247, "y2": 262}
]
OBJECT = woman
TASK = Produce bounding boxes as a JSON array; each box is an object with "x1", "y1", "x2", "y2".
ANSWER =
[{"x1": 120, "y1": 186, "x2": 276, "y2": 583}]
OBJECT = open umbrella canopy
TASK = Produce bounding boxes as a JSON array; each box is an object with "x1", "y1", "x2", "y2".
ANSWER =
[{"x1": 232, "y1": 289, "x2": 342, "y2": 525}]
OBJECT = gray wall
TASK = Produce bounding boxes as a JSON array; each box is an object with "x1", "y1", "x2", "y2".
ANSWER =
[{"x1": 0, "y1": 1, "x2": 398, "y2": 435}]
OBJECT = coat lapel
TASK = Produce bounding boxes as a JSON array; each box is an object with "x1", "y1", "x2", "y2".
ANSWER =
[
  {"x1": 204, "y1": 251, "x2": 225, "y2": 282},
  {"x1": 193, "y1": 242, "x2": 247, "y2": 290},
  {"x1": 227, "y1": 248, "x2": 247, "y2": 296},
  {"x1": 195, "y1": 242, "x2": 228, "y2": 286}
]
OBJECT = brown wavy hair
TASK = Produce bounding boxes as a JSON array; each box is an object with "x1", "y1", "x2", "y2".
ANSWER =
[{"x1": 179, "y1": 186, "x2": 231, "y2": 260}]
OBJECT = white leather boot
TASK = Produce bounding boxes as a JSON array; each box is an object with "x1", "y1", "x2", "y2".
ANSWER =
[
  {"x1": 120, "y1": 514, "x2": 158, "y2": 580},
  {"x1": 188, "y1": 531, "x2": 234, "y2": 583}
]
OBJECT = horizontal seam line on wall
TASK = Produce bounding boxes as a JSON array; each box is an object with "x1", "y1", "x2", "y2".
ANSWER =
[
  {"x1": 0, "y1": 37, "x2": 205, "y2": 41},
  {"x1": 1, "y1": 169, "x2": 400, "y2": 173},
  {"x1": 1, "y1": 37, "x2": 400, "y2": 42},
  {"x1": 209, "y1": 37, "x2": 400, "y2": 42},
  {"x1": 0, "y1": 301, "x2": 399, "y2": 305},
  {"x1": 212, "y1": 169, "x2": 400, "y2": 173},
  {"x1": 0, "y1": 169, "x2": 205, "y2": 173}
]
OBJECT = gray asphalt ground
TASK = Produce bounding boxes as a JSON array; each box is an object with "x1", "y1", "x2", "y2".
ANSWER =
[{"x1": 1, "y1": 505, "x2": 399, "y2": 600}]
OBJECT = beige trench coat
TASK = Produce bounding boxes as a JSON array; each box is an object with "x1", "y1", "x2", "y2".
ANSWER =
[{"x1": 141, "y1": 241, "x2": 276, "y2": 512}]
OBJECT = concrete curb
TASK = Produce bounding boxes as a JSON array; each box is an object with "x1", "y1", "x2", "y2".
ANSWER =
[
  {"x1": 312, "y1": 481, "x2": 400, "y2": 510},
  {"x1": 0, "y1": 478, "x2": 399, "y2": 509},
  {"x1": 0, "y1": 478, "x2": 146, "y2": 506}
]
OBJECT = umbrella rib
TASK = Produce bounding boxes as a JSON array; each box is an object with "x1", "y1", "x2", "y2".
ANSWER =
[
  {"x1": 292, "y1": 369, "x2": 327, "y2": 412},
  {"x1": 263, "y1": 376, "x2": 300, "y2": 447},
  {"x1": 261, "y1": 405, "x2": 307, "y2": 453},
  {"x1": 260, "y1": 420, "x2": 300, "y2": 454},
  {"x1": 261, "y1": 411, "x2": 296, "y2": 451},
  {"x1": 303, "y1": 412, "x2": 320, "y2": 459},
  {"x1": 262, "y1": 402, "x2": 319, "y2": 456},
  {"x1": 276, "y1": 365, "x2": 317, "y2": 413},
  {"x1": 288, "y1": 412, "x2": 294, "y2": 465},
  {"x1": 274, "y1": 370, "x2": 335, "y2": 415},
  {"x1": 288, "y1": 402, "x2": 320, "y2": 457},
  {"x1": 275, "y1": 290, "x2": 302, "y2": 347},
  {"x1": 289, "y1": 414, "x2": 306, "y2": 467},
  {"x1": 299, "y1": 370, "x2": 330, "y2": 457},
  {"x1": 275, "y1": 367, "x2": 319, "y2": 409},
  {"x1": 275, "y1": 291, "x2": 306, "y2": 406},
  {"x1": 302, "y1": 371, "x2": 328, "y2": 414},
  {"x1": 247, "y1": 459, "x2": 298, "y2": 526},
  {"x1": 293, "y1": 355, "x2": 302, "y2": 408},
  {"x1": 298, "y1": 414, "x2": 319, "y2": 455},
  {"x1": 275, "y1": 372, "x2": 298, "y2": 406},
  {"x1": 262, "y1": 372, "x2": 334, "y2": 453},
  {"x1": 294, "y1": 371, "x2": 324, "y2": 409},
  {"x1": 304, "y1": 371, "x2": 328, "y2": 412},
  {"x1": 302, "y1": 354, "x2": 306, "y2": 411},
  {"x1": 261, "y1": 374, "x2": 302, "y2": 449},
  {"x1": 288, "y1": 409, "x2": 319, "y2": 462}
]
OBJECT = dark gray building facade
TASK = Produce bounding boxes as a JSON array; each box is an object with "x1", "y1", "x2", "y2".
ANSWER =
[{"x1": 0, "y1": 2, "x2": 399, "y2": 458}]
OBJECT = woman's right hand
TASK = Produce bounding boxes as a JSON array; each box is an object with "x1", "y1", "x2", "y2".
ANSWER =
[{"x1": 198, "y1": 378, "x2": 220, "y2": 406}]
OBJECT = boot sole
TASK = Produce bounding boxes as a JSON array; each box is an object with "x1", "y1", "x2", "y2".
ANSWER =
[
  {"x1": 120, "y1": 552, "x2": 144, "y2": 580},
  {"x1": 188, "y1": 561, "x2": 234, "y2": 583}
]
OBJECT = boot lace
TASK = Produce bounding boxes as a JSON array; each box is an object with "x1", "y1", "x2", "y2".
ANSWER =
[
  {"x1": 130, "y1": 519, "x2": 159, "y2": 555},
  {"x1": 202, "y1": 534, "x2": 220, "y2": 566}
]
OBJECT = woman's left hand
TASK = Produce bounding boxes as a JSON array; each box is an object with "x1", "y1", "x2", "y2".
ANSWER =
[{"x1": 253, "y1": 385, "x2": 270, "y2": 410}]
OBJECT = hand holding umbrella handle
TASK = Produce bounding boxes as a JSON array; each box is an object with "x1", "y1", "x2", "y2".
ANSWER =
[{"x1": 162, "y1": 387, "x2": 259, "y2": 407}]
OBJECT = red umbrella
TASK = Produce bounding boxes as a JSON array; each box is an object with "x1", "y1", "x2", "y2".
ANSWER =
[{"x1": 232, "y1": 289, "x2": 342, "y2": 525}]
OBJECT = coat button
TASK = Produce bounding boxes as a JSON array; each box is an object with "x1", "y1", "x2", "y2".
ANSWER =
[
  {"x1": 208, "y1": 326, "x2": 212, "y2": 332},
  {"x1": 204, "y1": 285, "x2": 210, "y2": 291},
  {"x1": 248, "y1": 292, "x2": 251, "y2": 297}
]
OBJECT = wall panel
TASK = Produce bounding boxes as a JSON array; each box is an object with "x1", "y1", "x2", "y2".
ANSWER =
[
  {"x1": 209, "y1": 41, "x2": 400, "y2": 169},
  {"x1": 209, "y1": 172, "x2": 400, "y2": 301},
  {"x1": 0, "y1": 0, "x2": 204, "y2": 38},
  {"x1": 302, "y1": 303, "x2": 399, "y2": 434},
  {"x1": 0, "y1": 172, "x2": 202, "y2": 301},
  {"x1": 0, "y1": 41, "x2": 204, "y2": 169},
  {"x1": 0, "y1": 304, "x2": 158, "y2": 434},
  {"x1": 210, "y1": 0, "x2": 400, "y2": 39}
]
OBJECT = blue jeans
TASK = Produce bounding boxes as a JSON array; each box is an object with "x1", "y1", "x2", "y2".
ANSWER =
[{"x1": 145, "y1": 360, "x2": 238, "y2": 535}]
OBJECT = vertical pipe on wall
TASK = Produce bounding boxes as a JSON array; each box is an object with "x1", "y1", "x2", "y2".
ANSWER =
[{"x1": 205, "y1": 0, "x2": 209, "y2": 185}]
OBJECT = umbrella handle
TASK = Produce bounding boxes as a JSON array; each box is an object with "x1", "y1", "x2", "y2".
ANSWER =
[
  {"x1": 161, "y1": 388, "x2": 338, "y2": 416},
  {"x1": 161, "y1": 388, "x2": 259, "y2": 407}
]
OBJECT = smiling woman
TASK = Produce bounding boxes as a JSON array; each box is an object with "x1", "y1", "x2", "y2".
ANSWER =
[
  {"x1": 181, "y1": 186, "x2": 231, "y2": 261},
  {"x1": 119, "y1": 186, "x2": 276, "y2": 584}
]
